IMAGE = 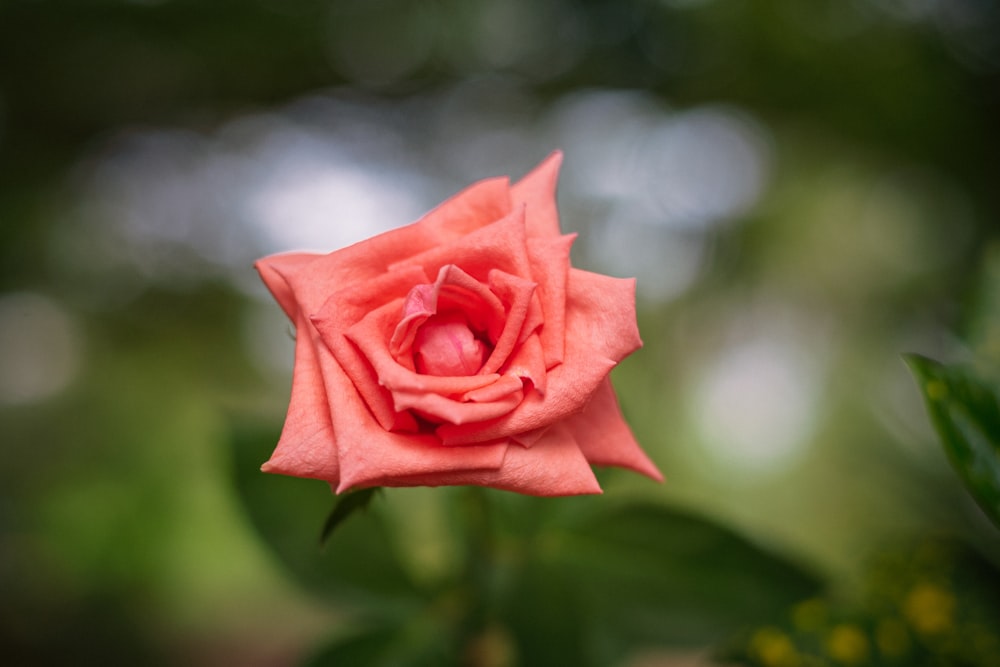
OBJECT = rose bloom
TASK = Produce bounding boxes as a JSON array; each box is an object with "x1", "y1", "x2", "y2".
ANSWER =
[{"x1": 256, "y1": 152, "x2": 662, "y2": 496}]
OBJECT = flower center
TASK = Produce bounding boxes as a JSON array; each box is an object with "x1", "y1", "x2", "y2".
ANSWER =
[{"x1": 413, "y1": 312, "x2": 489, "y2": 376}]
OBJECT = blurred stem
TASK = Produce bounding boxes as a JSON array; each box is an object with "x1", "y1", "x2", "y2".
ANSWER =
[
  {"x1": 461, "y1": 485, "x2": 494, "y2": 610},
  {"x1": 457, "y1": 485, "x2": 502, "y2": 667}
]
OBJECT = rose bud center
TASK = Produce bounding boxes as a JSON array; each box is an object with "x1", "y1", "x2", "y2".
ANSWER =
[{"x1": 413, "y1": 312, "x2": 489, "y2": 376}]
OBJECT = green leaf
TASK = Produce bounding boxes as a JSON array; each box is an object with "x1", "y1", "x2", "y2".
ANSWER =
[
  {"x1": 494, "y1": 500, "x2": 823, "y2": 665},
  {"x1": 320, "y1": 487, "x2": 381, "y2": 547},
  {"x1": 905, "y1": 354, "x2": 1000, "y2": 529},
  {"x1": 228, "y1": 421, "x2": 421, "y2": 609}
]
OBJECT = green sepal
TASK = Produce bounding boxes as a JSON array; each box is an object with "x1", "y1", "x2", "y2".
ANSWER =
[{"x1": 320, "y1": 487, "x2": 382, "y2": 547}]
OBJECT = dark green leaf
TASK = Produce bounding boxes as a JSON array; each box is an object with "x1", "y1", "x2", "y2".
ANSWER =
[
  {"x1": 320, "y1": 487, "x2": 381, "y2": 547},
  {"x1": 496, "y1": 501, "x2": 823, "y2": 665},
  {"x1": 905, "y1": 354, "x2": 1000, "y2": 529},
  {"x1": 228, "y1": 420, "x2": 421, "y2": 609}
]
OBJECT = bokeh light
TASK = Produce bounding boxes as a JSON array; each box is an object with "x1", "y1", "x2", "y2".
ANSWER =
[
  {"x1": 0, "y1": 292, "x2": 82, "y2": 405},
  {"x1": 692, "y1": 317, "x2": 828, "y2": 477}
]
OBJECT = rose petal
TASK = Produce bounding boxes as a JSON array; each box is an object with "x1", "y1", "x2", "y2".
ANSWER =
[
  {"x1": 435, "y1": 269, "x2": 641, "y2": 445},
  {"x1": 390, "y1": 205, "x2": 533, "y2": 284},
  {"x1": 310, "y1": 265, "x2": 428, "y2": 432},
  {"x1": 390, "y1": 264, "x2": 507, "y2": 362},
  {"x1": 273, "y1": 176, "x2": 512, "y2": 317},
  {"x1": 565, "y1": 377, "x2": 663, "y2": 481},
  {"x1": 336, "y1": 434, "x2": 509, "y2": 495},
  {"x1": 562, "y1": 268, "x2": 642, "y2": 362},
  {"x1": 344, "y1": 300, "x2": 503, "y2": 397},
  {"x1": 491, "y1": 332, "x2": 547, "y2": 396},
  {"x1": 510, "y1": 426, "x2": 549, "y2": 448},
  {"x1": 461, "y1": 373, "x2": 526, "y2": 403},
  {"x1": 255, "y1": 252, "x2": 320, "y2": 320},
  {"x1": 526, "y1": 234, "x2": 575, "y2": 368},
  {"x1": 418, "y1": 175, "x2": 512, "y2": 238},
  {"x1": 413, "y1": 313, "x2": 489, "y2": 376},
  {"x1": 355, "y1": 422, "x2": 602, "y2": 496},
  {"x1": 394, "y1": 385, "x2": 524, "y2": 426},
  {"x1": 276, "y1": 296, "x2": 511, "y2": 490},
  {"x1": 479, "y1": 269, "x2": 539, "y2": 375},
  {"x1": 311, "y1": 340, "x2": 509, "y2": 493},
  {"x1": 511, "y1": 150, "x2": 564, "y2": 239},
  {"x1": 260, "y1": 316, "x2": 340, "y2": 481}
]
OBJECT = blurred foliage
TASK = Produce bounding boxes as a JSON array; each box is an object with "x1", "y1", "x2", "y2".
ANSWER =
[
  {"x1": 725, "y1": 357, "x2": 1000, "y2": 667},
  {"x1": 233, "y1": 422, "x2": 821, "y2": 666},
  {"x1": 2, "y1": 0, "x2": 1000, "y2": 665},
  {"x1": 723, "y1": 539, "x2": 1000, "y2": 667}
]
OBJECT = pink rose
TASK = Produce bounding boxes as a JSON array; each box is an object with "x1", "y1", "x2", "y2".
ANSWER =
[{"x1": 255, "y1": 152, "x2": 662, "y2": 496}]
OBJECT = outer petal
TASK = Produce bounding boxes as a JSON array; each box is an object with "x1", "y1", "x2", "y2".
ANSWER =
[
  {"x1": 561, "y1": 268, "x2": 642, "y2": 361},
  {"x1": 418, "y1": 175, "x2": 511, "y2": 237},
  {"x1": 391, "y1": 206, "x2": 532, "y2": 284},
  {"x1": 565, "y1": 377, "x2": 663, "y2": 481},
  {"x1": 358, "y1": 422, "x2": 602, "y2": 496},
  {"x1": 511, "y1": 150, "x2": 564, "y2": 238},
  {"x1": 260, "y1": 315, "x2": 340, "y2": 482},
  {"x1": 312, "y1": 335, "x2": 510, "y2": 493},
  {"x1": 255, "y1": 252, "x2": 321, "y2": 320},
  {"x1": 264, "y1": 299, "x2": 510, "y2": 491},
  {"x1": 268, "y1": 176, "x2": 512, "y2": 317},
  {"x1": 310, "y1": 264, "x2": 429, "y2": 432}
]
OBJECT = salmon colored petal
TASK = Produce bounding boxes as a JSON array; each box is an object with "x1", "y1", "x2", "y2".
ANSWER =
[
  {"x1": 261, "y1": 316, "x2": 340, "y2": 482},
  {"x1": 390, "y1": 206, "x2": 532, "y2": 284},
  {"x1": 494, "y1": 332, "x2": 547, "y2": 396},
  {"x1": 414, "y1": 315, "x2": 489, "y2": 376},
  {"x1": 566, "y1": 377, "x2": 663, "y2": 481},
  {"x1": 390, "y1": 264, "x2": 507, "y2": 363},
  {"x1": 461, "y1": 373, "x2": 525, "y2": 403},
  {"x1": 340, "y1": 287, "x2": 535, "y2": 425},
  {"x1": 563, "y1": 268, "x2": 642, "y2": 361},
  {"x1": 310, "y1": 265, "x2": 428, "y2": 432},
  {"x1": 511, "y1": 150, "x2": 563, "y2": 239},
  {"x1": 308, "y1": 339, "x2": 509, "y2": 493},
  {"x1": 509, "y1": 425, "x2": 549, "y2": 448},
  {"x1": 335, "y1": 433, "x2": 507, "y2": 494},
  {"x1": 434, "y1": 358, "x2": 615, "y2": 446},
  {"x1": 272, "y1": 177, "x2": 511, "y2": 317},
  {"x1": 394, "y1": 386, "x2": 524, "y2": 426},
  {"x1": 417, "y1": 176, "x2": 511, "y2": 238},
  {"x1": 526, "y1": 234, "x2": 574, "y2": 368},
  {"x1": 479, "y1": 269, "x2": 539, "y2": 375},
  {"x1": 435, "y1": 268, "x2": 640, "y2": 446},
  {"x1": 357, "y1": 423, "x2": 602, "y2": 496},
  {"x1": 344, "y1": 301, "x2": 502, "y2": 398},
  {"x1": 255, "y1": 252, "x2": 320, "y2": 320}
]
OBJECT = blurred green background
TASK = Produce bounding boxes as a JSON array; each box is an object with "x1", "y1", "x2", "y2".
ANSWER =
[{"x1": 1, "y1": 0, "x2": 998, "y2": 665}]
